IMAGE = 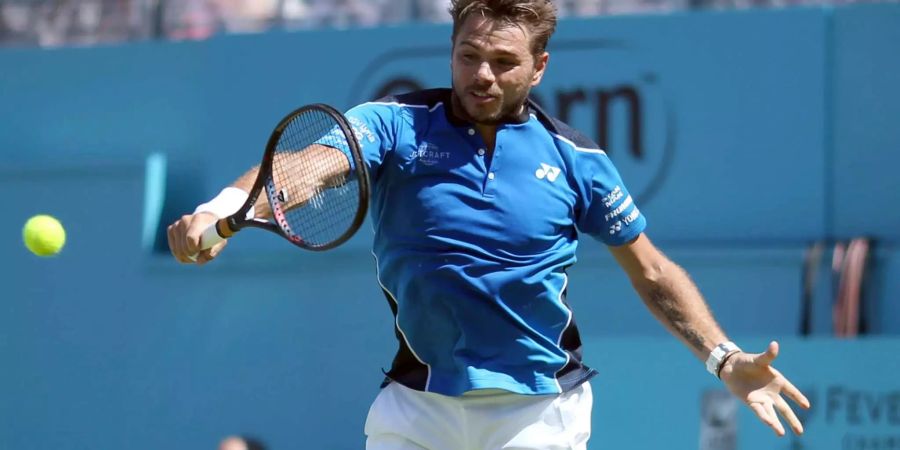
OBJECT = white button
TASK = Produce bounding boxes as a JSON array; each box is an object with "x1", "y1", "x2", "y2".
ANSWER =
[
  {"x1": 468, "y1": 128, "x2": 475, "y2": 136},
  {"x1": 477, "y1": 148, "x2": 486, "y2": 156},
  {"x1": 488, "y1": 172, "x2": 495, "y2": 180}
]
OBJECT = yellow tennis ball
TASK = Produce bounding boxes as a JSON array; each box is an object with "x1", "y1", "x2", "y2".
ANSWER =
[{"x1": 22, "y1": 214, "x2": 66, "y2": 257}]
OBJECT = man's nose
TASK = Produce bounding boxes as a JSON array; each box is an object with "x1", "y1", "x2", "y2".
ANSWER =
[{"x1": 474, "y1": 61, "x2": 495, "y2": 83}]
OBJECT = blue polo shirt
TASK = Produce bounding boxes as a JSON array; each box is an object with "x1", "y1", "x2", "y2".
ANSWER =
[{"x1": 345, "y1": 88, "x2": 646, "y2": 396}]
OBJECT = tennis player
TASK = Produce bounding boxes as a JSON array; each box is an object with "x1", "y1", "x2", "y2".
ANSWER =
[{"x1": 168, "y1": 0, "x2": 811, "y2": 448}]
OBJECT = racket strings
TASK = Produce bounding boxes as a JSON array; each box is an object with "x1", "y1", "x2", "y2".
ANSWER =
[{"x1": 269, "y1": 108, "x2": 361, "y2": 248}]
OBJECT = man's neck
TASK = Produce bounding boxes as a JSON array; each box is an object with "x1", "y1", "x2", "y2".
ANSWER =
[
  {"x1": 449, "y1": 91, "x2": 527, "y2": 150},
  {"x1": 475, "y1": 123, "x2": 498, "y2": 151}
]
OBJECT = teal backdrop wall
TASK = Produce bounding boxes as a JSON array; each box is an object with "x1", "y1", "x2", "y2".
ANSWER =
[{"x1": 1, "y1": 4, "x2": 898, "y2": 449}]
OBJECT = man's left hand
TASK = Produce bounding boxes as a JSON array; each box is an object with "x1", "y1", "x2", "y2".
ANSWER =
[{"x1": 719, "y1": 341, "x2": 811, "y2": 436}]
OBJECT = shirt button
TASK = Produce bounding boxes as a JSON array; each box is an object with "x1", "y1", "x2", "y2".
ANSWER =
[
  {"x1": 477, "y1": 148, "x2": 486, "y2": 156},
  {"x1": 488, "y1": 172, "x2": 495, "y2": 180},
  {"x1": 468, "y1": 128, "x2": 476, "y2": 136}
]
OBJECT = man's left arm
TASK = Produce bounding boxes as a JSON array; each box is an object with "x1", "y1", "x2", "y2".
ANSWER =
[{"x1": 608, "y1": 233, "x2": 812, "y2": 437}]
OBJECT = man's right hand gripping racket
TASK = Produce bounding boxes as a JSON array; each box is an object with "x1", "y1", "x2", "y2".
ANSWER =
[{"x1": 192, "y1": 104, "x2": 369, "y2": 257}]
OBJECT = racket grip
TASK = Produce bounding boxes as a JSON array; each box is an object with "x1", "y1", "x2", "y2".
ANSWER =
[
  {"x1": 199, "y1": 221, "x2": 226, "y2": 250},
  {"x1": 187, "y1": 220, "x2": 228, "y2": 262}
]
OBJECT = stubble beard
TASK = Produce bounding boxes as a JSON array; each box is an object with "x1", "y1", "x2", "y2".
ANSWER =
[{"x1": 451, "y1": 83, "x2": 530, "y2": 126}]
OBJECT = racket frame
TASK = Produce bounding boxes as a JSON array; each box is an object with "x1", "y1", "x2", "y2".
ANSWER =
[{"x1": 213, "y1": 103, "x2": 370, "y2": 251}]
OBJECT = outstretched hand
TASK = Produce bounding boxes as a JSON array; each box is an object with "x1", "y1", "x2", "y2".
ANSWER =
[{"x1": 719, "y1": 341, "x2": 811, "y2": 437}]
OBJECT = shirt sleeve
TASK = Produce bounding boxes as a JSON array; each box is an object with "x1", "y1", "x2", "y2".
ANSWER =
[
  {"x1": 343, "y1": 101, "x2": 402, "y2": 176},
  {"x1": 314, "y1": 101, "x2": 400, "y2": 176},
  {"x1": 572, "y1": 146, "x2": 647, "y2": 246}
]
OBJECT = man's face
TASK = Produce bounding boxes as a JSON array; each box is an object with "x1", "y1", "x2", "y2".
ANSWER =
[{"x1": 451, "y1": 15, "x2": 548, "y2": 124}]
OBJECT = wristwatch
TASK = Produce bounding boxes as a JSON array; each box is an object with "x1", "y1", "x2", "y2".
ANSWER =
[{"x1": 705, "y1": 341, "x2": 741, "y2": 377}]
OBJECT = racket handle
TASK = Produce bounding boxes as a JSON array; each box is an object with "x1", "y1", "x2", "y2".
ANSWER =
[
  {"x1": 199, "y1": 221, "x2": 226, "y2": 250},
  {"x1": 187, "y1": 220, "x2": 228, "y2": 262}
]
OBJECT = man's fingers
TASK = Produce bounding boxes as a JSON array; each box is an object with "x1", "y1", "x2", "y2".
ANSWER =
[
  {"x1": 208, "y1": 241, "x2": 227, "y2": 259},
  {"x1": 754, "y1": 341, "x2": 779, "y2": 366},
  {"x1": 168, "y1": 216, "x2": 218, "y2": 264},
  {"x1": 780, "y1": 377, "x2": 811, "y2": 409},
  {"x1": 749, "y1": 402, "x2": 785, "y2": 437},
  {"x1": 196, "y1": 241, "x2": 227, "y2": 265},
  {"x1": 764, "y1": 402, "x2": 786, "y2": 436},
  {"x1": 167, "y1": 213, "x2": 223, "y2": 265},
  {"x1": 166, "y1": 224, "x2": 178, "y2": 259},
  {"x1": 167, "y1": 221, "x2": 192, "y2": 264},
  {"x1": 186, "y1": 213, "x2": 220, "y2": 257},
  {"x1": 749, "y1": 402, "x2": 775, "y2": 429},
  {"x1": 196, "y1": 251, "x2": 211, "y2": 265},
  {"x1": 184, "y1": 217, "x2": 203, "y2": 255},
  {"x1": 774, "y1": 396, "x2": 804, "y2": 435}
]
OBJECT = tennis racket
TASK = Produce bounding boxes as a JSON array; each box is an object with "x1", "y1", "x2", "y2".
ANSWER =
[{"x1": 193, "y1": 103, "x2": 369, "y2": 255}]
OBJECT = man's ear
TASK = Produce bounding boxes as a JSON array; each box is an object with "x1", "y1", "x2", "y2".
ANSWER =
[{"x1": 532, "y1": 52, "x2": 549, "y2": 86}]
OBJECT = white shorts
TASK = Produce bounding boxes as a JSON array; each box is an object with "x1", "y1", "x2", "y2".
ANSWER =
[{"x1": 364, "y1": 381, "x2": 593, "y2": 450}]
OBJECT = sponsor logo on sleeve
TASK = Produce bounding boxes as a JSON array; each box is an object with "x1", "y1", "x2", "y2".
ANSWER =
[
  {"x1": 603, "y1": 186, "x2": 624, "y2": 208},
  {"x1": 348, "y1": 116, "x2": 377, "y2": 144}
]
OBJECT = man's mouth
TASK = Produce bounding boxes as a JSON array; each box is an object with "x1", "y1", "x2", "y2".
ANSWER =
[{"x1": 469, "y1": 90, "x2": 497, "y2": 103}]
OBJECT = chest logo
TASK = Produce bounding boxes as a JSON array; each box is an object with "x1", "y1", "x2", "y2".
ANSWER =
[
  {"x1": 413, "y1": 142, "x2": 451, "y2": 166},
  {"x1": 535, "y1": 163, "x2": 562, "y2": 182}
]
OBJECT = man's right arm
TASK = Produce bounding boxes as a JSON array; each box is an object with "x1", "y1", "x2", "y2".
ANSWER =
[
  {"x1": 167, "y1": 100, "x2": 400, "y2": 265},
  {"x1": 167, "y1": 144, "x2": 350, "y2": 264}
]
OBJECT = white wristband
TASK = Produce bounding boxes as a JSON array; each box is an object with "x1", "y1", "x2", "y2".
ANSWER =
[
  {"x1": 193, "y1": 187, "x2": 254, "y2": 219},
  {"x1": 705, "y1": 341, "x2": 741, "y2": 377}
]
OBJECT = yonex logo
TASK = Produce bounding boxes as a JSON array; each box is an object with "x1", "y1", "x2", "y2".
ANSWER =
[
  {"x1": 535, "y1": 163, "x2": 561, "y2": 182},
  {"x1": 609, "y1": 221, "x2": 623, "y2": 235}
]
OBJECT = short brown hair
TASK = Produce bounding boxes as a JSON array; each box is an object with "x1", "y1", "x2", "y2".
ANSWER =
[{"x1": 449, "y1": 0, "x2": 558, "y2": 56}]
